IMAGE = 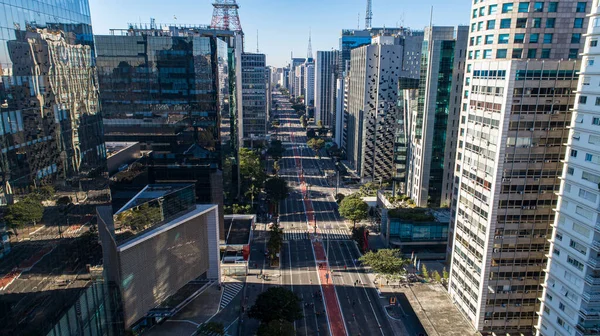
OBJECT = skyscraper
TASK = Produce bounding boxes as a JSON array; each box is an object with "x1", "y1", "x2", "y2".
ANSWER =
[
  {"x1": 448, "y1": 1, "x2": 590, "y2": 334},
  {"x1": 403, "y1": 26, "x2": 468, "y2": 208},
  {"x1": 537, "y1": 2, "x2": 600, "y2": 335},
  {"x1": 0, "y1": 0, "x2": 113, "y2": 334},
  {"x1": 304, "y1": 61, "x2": 315, "y2": 108},
  {"x1": 241, "y1": 53, "x2": 268, "y2": 147},
  {"x1": 315, "y1": 50, "x2": 340, "y2": 129}
]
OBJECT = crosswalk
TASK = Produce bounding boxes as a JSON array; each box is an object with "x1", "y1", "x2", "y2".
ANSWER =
[
  {"x1": 284, "y1": 229, "x2": 309, "y2": 241},
  {"x1": 219, "y1": 282, "x2": 243, "y2": 310},
  {"x1": 283, "y1": 228, "x2": 352, "y2": 241},
  {"x1": 319, "y1": 228, "x2": 352, "y2": 241}
]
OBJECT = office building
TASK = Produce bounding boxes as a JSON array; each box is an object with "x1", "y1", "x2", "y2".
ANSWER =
[
  {"x1": 289, "y1": 57, "x2": 305, "y2": 99},
  {"x1": 304, "y1": 61, "x2": 315, "y2": 108},
  {"x1": 0, "y1": 1, "x2": 112, "y2": 334},
  {"x1": 448, "y1": 1, "x2": 590, "y2": 334},
  {"x1": 404, "y1": 26, "x2": 468, "y2": 208},
  {"x1": 241, "y1": 53, "x2": 268, "y2": 146},
  {"x1": 315, "y1": 50, "x2": 340, "y2": 128},
  {"x1": 537, "y1": 2, "x2": 600, "y2": 335},
  {"x1": 97, "y1": 184, "x2": 220, "y2": 329},
  {"x1": 346, "y1": 34, "x2": 421, "y2": 182}
]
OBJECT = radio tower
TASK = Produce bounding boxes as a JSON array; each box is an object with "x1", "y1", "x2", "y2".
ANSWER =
[
  {"x1": 365, "y1": 0, "x2": 373, "y2": 29},
  {"x1": 210, "y1": 0, "x2": 243, "y2": 32},
  {"x1": 307, "y1": 29, "x2": 313, "y2": 60}
]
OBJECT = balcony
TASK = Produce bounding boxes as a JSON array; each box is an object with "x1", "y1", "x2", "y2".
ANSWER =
[
  {"x1": 588, "y1": 257, "x2": 600, "y2": 269},
  {"x1": 586, "y1": 274, "x2": 600, "y2": 286},
  {"x1": 583, "y1": 292, "x2": 600, "y2": 303}
]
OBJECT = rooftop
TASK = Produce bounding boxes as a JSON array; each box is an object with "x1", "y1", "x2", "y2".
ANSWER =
[
  {"x1": 106, "y1": 142, "x2": 139, "y2": 158},
  {"x1": 223, "y1": 215, "x2": 255, "y2": 246},
  {"x1": 116, "y1": 184, "x2": 193, "y2": 214}
]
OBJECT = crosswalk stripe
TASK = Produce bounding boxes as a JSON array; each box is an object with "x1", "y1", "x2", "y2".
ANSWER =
[{"x1": 219, "y1": 283, "x2": 243, "y2": 310}]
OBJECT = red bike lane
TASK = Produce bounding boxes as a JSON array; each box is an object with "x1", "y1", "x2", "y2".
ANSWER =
[{"x1": 290, "y1": 128, "x2": 347, "y2": 336}]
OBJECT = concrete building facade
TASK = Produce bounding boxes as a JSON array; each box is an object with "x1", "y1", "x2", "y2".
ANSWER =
[
  {"x1": 304, "y1": 61, "x2": 315, "y2": 108},
  {"x1": 315, "y1": 50, "x2": 340, "y2": 129},
  {"x1": 241, "y1": 53, "x2": 268, "y2": 145},
  {"x1": 447, "y1": 1, "x2": 590, "y2": 335},
  {"x1": 537, "y1": 1, "x2": 600, "y2": 335}
]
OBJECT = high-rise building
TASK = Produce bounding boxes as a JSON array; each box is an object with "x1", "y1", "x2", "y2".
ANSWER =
[
  {"x1": 289, "y1": 57, "x2": 305, "y2": 98},
  {"x1": 304, "y1": 61, "x2": 315, "y2": 108},
  {"x1": 448, "y1": 1, "x2": 590, "y2": 334},
  {"x1": 403, "y1": 26, "x2": 468, "y2": 208},
  {"x1": 241, "y1": 53, "x2": 268, "y2": 146},
  {"x1": 315, "y1": 50, "x2": 340, "y2": 128},
  {"x1": 346, "y1": 34, "x2": 421, "y2": 182},
  {"x1": 0, "y1": 0, "x2": 113, "y2": 334},
  {"x1": 537, "y1": 2, "x2": 600, "y2": 335}
]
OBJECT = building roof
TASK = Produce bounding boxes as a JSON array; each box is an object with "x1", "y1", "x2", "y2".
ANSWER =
[
  {"x1": 106, "y1": 141, "x2": 139, "y2": 158},
  {"x1": 223, "y1": 215, "x2": 254, "y2": 246},
  {"x1": 116, "y1": 184, "x2": 193, "y2": 214}
]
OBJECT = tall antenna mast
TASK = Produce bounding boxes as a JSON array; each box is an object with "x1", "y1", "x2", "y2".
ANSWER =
[
  {"x1": 210, "y1": 0, "x2": 243, "y2": 31},
  {"x1": 307, "y1": 28, "x2": 313, "y2": 60},
  {"x1": 358, "y1": 13, "x2": 360, "y2": 29},
  {"x1": 256, "y1": 29, "x2": 259, "y2": 53},
  {"x1": 365, "y1": 0, "x2": 373, "y2": 29}
]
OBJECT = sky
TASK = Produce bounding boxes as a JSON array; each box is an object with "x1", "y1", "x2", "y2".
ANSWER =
[{"x1": 89, "y1": 0, "x2": 471, "y2": 67}]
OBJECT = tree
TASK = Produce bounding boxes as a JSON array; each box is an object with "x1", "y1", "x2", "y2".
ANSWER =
[
  {"x1": 338, "y1": 196, "x2": 369, "y2": 229},
  {"x1": 36, "y1": 185, "x2": 55, "y2": 200},
  {"x1": 248, "y1": 287, "x2": 303, "y2": 324},
  {"x1": 267, "y1": 140, "x2": 285, "y2": 161},
  {"x1": 257, "y1": 320, "x2": 295, "y2": 336},
  {"x1": 267, "y1": 222, "x2": 284, "y2": 261},
  {"x1": 442, "y1": 267, "x2": 449, "y2": 281},
  {"x1": 264, "y1": 177, "x2": 290, "y2": 215},
  {"x1": 351, "y1": 226, "x2": 367, "y2": 253},
  {"x1": 4, "y1": 195, "x2": 44, "y2": 236},
  {"x1": 432, "y1": 270, "x2": 442, "y2": 283},
  {"x1": 196, "y1": 322, "x2": 225, "y2": 336},
  {"x1": 421, "y1": 264, "x2": 429, "y2": 279},
  {"x1": 334, "y1": 193, "x2": 345, "y2": 204},
  {"x1": 299, "y1": 115, "x2": 307, "y2": 128},
  {"x1": 273, "y1": 161, "x2": 280, "y2": 175},
  {"x1": 307, "y1": 138, "x2": 325, "y2": 157},
  {"x1": 359, "y1": 249, "x2": 409, "y2": 278},
  {"x1": 239, "y1": 148, "x2": 266, "y2": 200},
  {"x1": 316, "y1": 120, "x2": 323, "y2": 128}
]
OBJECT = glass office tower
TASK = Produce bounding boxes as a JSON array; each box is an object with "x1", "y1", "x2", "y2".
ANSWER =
[{"x1": 0, "y1": 1, "x2": 113, "y2": 335}]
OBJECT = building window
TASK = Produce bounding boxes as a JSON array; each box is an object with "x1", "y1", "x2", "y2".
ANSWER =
[
  {"x1": 588, "y1": 57, "x2": 595, "y2": 66},
  {"x1": 580, "y1": 96, "x2": 588, "y2": 104},
  {"x1": 475, "y1": 50, "x2": 481, "y2": 59},
  {"x1": 471, "y1": 23, "x2": 476, "y2": 32},
  {"x1": 470, "y1": 37, "x2": 475, "y2": 46},
  {"x1": 497, "y1": 49, "x2": 508, "y2": 58},
  {"x1": 571, "y1": 149, "x2": 578, "y2": 157},
  {"x1": 512, "y1": 48, "x2": 523, "y2": 58},
  {"x1": 567, "y1": 255, "x2": 584, "y2": 271},
  {"x1": 532, "y1": 18, "x2": 542, "y2": 28},
  {"x1": 479, "y1": 7, "x2": 486, "y2": 16},
  {"x1": 489, "y1": 4, "x2": 498, "y2": 14},
  {"x1": 485, "y1": 35, "x2": 494, "y2": 44},
  {"x1": 579, "y1": 187, "x2": 598, "y2": 202},
  {"x1": 500, "y1": 18, "x2": 512, "y2": 29},
  {"x1": 487, "y1": 20, "x2": 496, "y2": 29},
  {"x1": 595, "y1": 98, "x2": 600, "y2": 107},
  {"x1": 593, "y1": 116, "x2": 600, "y2": 124},
  {"x1": 570, "y1": 239, "x2": 587, "y2": 255},
  {"x1": 572, "y1": 34, "x2": 582, "y2": 44},
  {"x1": 502, "y1": 3, "x2": 514, "y2": 13},
  {"x1": 527, "y1": 49, "x2": 537, "y2": 58},
  {"x1": 576, "y1": 2, "x2": 587, "y2": 13},
  {"x1": 467, "y1": 64, "x2": 472, "y2": 73},
  {"x1": 543, "y1": 34, "x2": 553, "y2": 44},
  {"x1": 567, "y1": 167, "x2": 574, "y2": 175},
  {"x1": 574, "y1": 18, "x2": 584, "y2": 29},
  {"x1": 530, "y1": 33, "x2": 539, "y2": 43},
  {"x1": 473, "y1": 9, "x2": 478, "y2": 18},
  {"x1": 548, "y1": 2, "x2": 558, "y2": 12},
  {"x1": 483, "y1": 50, "x2": 493, "y2": 59},
  {"x1": 591, "y1": 39, "x2": 598, "y2": 47},
  {"x1": 514, "y1": 34, "x2": 525, "y2": 43},
  {"x1": 541, "y1": 49, "x2": 551, "y2": 58},
  {"x1": 476, "y1": 36, "x2": 483, "y2": 45},
  {"x1": 499, "y1": 34, "x2": 510, "y2": 44},
  {"x1": 533, "y1": 1, "x2": 544, "y2": 12},
  {"x1": 516, "y1": 18, "x2": 527, "y2": 28},
  {"x1": 546, "y1": 18, "x2": 555, "y2": 28},
  {"x1": 569, "y1": 49, "x2": 579, "y2": 59},
  {"x1": 468, "y1": 51, "x2": 473, "y2": 59},
  {"x1": 518, "y1": 2, "x2": 530, "y2": 12},
  {"x1": 478, "y1": 21, "x2": 484, "y2": 31}
]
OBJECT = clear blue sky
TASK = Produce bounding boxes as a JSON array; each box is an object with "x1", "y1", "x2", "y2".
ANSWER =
[{"x1": 89, "y1": 0, "x2": 470, "y2": 67}]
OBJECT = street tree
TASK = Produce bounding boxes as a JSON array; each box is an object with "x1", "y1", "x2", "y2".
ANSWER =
[
  {"x1": 334, "y1": 193, "x2": 345, "y2": 204},
  {"x1": 307, "y1": 138, "x2": 325, "y2": 157},
  {"x1": 442, "y1": 267, "x2": 449, "y2": 281},
  {"x1": 432, "y1": 270, "x2": 442, "y2": 283},
  {"x1": 267, "y1": 222, "x2": 284, "y2": 261},
  {"x1": 351, "y1": 226, "x2": 367, "y2": 253},
  {"x1": 196, "y1": 321, "x2": 225, "y2": 336},
  {"x1": 257, "y1": 320, "x2": 295, "y2": 336},
  {"x1": 267, "y1": 140, "x2": 285, "y2": 161},
  {"x1": 359, "y1": 249, "x2": 410, "y2": 279},
  {"x1": 4, "y1": 195, "x2": 44, "y2": 236},
  {"x1": 421, "y1": 264, "x2": 429, "y2": 279},
  {"x1": 248, "y1": 287, "x2": 303, "y2": 324},
  {"x1": 338, "y1": 195, "x2": 369, "y2": 229},
  {"x1": 36, "y1": 185, "x2": 55, "y2": 200},
  {"x1": 299, "y1": 115, "x2": 307, "y2": 128},
  {"x1": 273, "y1": 161, "x2": 280, "y2": 175},
  {"x1": 264, "y1": 177, "x2": 290, "y2": 215},
  {"x1": 239, "y1": 148, "x2": 266, "y2": 200}
]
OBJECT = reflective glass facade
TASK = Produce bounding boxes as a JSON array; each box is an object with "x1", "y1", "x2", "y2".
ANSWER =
[{"x1": 0, "y1": 0, "x2": 107, "y2": 205}]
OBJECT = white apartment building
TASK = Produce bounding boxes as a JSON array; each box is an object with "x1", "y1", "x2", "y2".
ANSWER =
[
  {"x1": 304, "y1": 61, "x2": 315, "y2": 107},
  {"x1": 315, "y1": 50, "x2": 339, "y2": 128},
  {"x1": 448, "y1": 1, "x2": 590, "y2": 335},
  {"x1": 537, "y1": 1, "x2": 600, "y2": 336}
]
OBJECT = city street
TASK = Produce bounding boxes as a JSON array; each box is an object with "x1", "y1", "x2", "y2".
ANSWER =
[{"x1": 270, "y1": 92, "x2": 396, "y2": 336}]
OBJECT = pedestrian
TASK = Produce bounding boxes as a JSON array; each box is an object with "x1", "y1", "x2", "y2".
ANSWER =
[
  {"x1": 352, "y1": 300, "x2": 356, "y2": 306},
  {"x1": 344, "y1": 265, "x2": 347, "y2": 270}
]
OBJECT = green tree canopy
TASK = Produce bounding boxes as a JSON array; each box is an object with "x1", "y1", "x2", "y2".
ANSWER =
[
  {"x1": 307, "y1": 138, "x2": 325, "y2": 156},
  {"x1": 249, "y1": 287, "x2": 303, "y2": 324},
  {"x1": 267, "y1": 140, "x2": 285, "y2": 161},
  {"x1": 338, "y1": 196, "x2": 369, "y2": 229},
  {"x1": 36, "y1": 185, "x2": 55, "y2": 200},
  {"x1": 267, "y1": 222, "x2": 284, "y2": 260},
  {"x1": 4, "y1": 195, "x2": 44, "y2": 236},
  {"x1": 265, "y1": 177, "x2": 290, "y2": 212},
  {"x1": 257, "y1": 320, "x2": 295, "y2": 336},
  {"x1": 359, "y1": 249, "x2": 410, "y2": 277}
]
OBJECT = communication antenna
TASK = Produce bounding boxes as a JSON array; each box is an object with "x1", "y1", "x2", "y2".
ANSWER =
[
  {"x1": 256, "y1": 29, "x2": 259, "y2": 53},
  {"x1": 365, "y1": 0, "x2": 373, "y2": 29}
]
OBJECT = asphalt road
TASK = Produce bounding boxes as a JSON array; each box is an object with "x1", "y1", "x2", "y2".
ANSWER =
[{"x1": 271, "y1": 93, "x2": 396, "y2": 336}]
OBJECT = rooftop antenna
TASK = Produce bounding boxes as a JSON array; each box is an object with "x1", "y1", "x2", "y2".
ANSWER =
[
  {"x1": 210, "y1": 0, "x2": 243, "y2": 31},
  {"x1": 307, "y1": 28, "x2": 313, "y2": 60},
  {"x1": 256, "y1": 29, "x2": 259, "y2": 53},
  {"x1": 358, "y1": 13, "x2": 360, "y2": 29},
  {"x1": 365, "y1": 0, "x2": 373, "y2": 29}
]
